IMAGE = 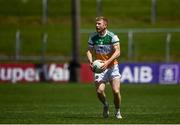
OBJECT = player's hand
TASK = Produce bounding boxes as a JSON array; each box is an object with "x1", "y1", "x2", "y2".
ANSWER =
[
  {"x1": 89, "y1": 62, "x2": 94, "y2": 72},
  {"x1": 101, "y1": 60, "x2": 110, "y2": 70}
]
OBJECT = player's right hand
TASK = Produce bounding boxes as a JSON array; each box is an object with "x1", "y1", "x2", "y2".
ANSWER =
[{"x1": 89, "y1": 62, "x2": 94, "y2": 72}]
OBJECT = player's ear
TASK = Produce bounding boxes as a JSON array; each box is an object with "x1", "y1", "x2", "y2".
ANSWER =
[
  {"x1": 104, "y1": 20, "x2": 108, "y2": 28},
  {"x1": 104, "y1": 22, "x2": 107, "y2": 28}
]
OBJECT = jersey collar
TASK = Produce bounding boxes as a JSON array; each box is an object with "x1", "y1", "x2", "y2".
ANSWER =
[{"x1": 98, "y1": 30, "x2": 107, "y2": 37}]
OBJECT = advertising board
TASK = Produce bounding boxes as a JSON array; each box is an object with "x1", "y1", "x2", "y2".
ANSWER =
[{"x1": 0, "y1": 63, "x2": 179, "y2": 84}]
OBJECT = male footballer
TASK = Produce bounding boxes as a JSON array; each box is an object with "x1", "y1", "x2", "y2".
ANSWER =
[{"x1": 86, "y1": 16, "x2": 122, "y2": 119}]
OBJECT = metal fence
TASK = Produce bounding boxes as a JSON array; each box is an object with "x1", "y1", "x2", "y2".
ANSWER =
[
  {"x1": 81, "y1": 28, "x2": 180, "y2": 62},
  {"x1": 0, "y1": 28, "x2": 180, "y2": 62},
  {"x1": 0, "y1": 0, "x2": 180, "y2": 62}
]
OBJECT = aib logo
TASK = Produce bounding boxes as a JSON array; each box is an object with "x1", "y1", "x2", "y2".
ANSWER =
[{"x1": 159, "y1": 64, "x2": 179, "y2": 84}]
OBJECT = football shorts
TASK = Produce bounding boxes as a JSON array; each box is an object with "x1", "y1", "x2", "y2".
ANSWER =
[{"x1": 94, "y1": 64, "x2": 121, "y2": 83}]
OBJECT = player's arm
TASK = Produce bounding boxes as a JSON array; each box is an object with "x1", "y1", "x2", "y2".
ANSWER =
[
  {"x1": 86, "y1": 48, "x2": 93, "y2": 64},
  {"x1": 86, "y1": 47, "x2": 94, "y2": 70},
  {"x1": 102, "y1": 43, "x2": 120, "y2": 69},
  {"x1": 111, "y1": 43, "x2": 120, "y2": 60},
  {"x1": 86, "y1": 35, "x2": 95, "y2": 67}
]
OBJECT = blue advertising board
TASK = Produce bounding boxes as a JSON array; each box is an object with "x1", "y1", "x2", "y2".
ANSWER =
[{"x1": 119, "y1": 63, "x2": 180, "y2": 84}]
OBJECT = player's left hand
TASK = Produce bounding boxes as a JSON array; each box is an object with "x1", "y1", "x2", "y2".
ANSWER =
[{"x1": 101, "y1": 60, "x2": 110, "y2": 70}]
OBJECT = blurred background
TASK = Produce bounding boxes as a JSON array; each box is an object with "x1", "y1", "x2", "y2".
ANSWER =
[
  {"x1": 0, "y1": 0, "x2": 180, "y2": 83},
  {"x1": 0, "y1": 0, "x2": 180, "y2": 63},
  {"x1": 0, "y1": 0, "x2": 180, "y2": 124}
]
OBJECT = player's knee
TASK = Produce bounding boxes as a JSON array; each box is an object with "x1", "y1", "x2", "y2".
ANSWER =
[
  {"x1": 113, "y1": 89, "x2": 120, "y2": 95},
  {"x1": 96, "y1": 89, "x2": 104, "y2": 94}
]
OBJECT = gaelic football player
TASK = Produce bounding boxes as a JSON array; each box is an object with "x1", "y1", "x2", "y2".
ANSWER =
[{"x1": 86, "y1": 16, "x2": 122, "y2": 119}]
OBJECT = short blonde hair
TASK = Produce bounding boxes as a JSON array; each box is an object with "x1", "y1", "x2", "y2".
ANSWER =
[{"x1": 96, "y1": 16, "x2": 108, "y2": 26}]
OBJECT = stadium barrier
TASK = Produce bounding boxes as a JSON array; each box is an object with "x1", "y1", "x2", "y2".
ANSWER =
[
  {"x1": 0, "y1": 63, "x2": 179, "y2": 84},
  {"x1": 81, "y1": 28, "x2": 180, "y2": 62},
  {"x1": 1, "y1": 28, "x2": 180, "y2": 62}
]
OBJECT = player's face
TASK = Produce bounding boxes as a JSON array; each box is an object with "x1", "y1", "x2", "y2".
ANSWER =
[{"x1": 96, "y1": 19, "x2": 107, "y2": 34}]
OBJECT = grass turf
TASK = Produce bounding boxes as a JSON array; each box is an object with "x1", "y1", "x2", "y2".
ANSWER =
[{"x1": 0, "y1": 83, "x2": 180, "y2": 124}]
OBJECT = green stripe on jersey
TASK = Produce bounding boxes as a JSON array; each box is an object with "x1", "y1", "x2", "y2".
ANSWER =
[{"x1": 92, "y1": 34, "x2": 112, "y2": 45}]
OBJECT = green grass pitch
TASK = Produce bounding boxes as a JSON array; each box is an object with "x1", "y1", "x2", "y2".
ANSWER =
[{"x1": 0, "y1": 83, "x2": 180, "y2": 124}]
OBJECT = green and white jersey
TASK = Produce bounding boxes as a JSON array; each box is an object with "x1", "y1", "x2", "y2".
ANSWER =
[{"x1": 88, "y1": 30, "x2": 120, "y2": 67}]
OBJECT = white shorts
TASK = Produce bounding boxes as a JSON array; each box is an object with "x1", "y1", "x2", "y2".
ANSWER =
[{"x1": 94, "y1": 64, "x2": 121, "y2": 83}]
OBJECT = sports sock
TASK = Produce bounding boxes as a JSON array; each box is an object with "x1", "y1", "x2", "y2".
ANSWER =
[
  {"x1": 104, "y1": 101, "x2": 109, "y2": 107},
  {"x1": 115, "y1": 108, "x2": 120, "y2": 113}
]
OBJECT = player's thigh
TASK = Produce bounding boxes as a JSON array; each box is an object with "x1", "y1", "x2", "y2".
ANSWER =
[
  {"x1": 95, "y1": 82, "x2": 106, "y2": 93},
  {"x1": 110, "y1": 78, "x2": 121, "y2": 93}
]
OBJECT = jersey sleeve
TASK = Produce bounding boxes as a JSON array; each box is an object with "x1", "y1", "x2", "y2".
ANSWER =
[
  {"x1": 88, "y1": 36, "x2": 94, "y2": 48},
  {"x1": 111, "y1": 35, "x2": 120, "y2": 45}
]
